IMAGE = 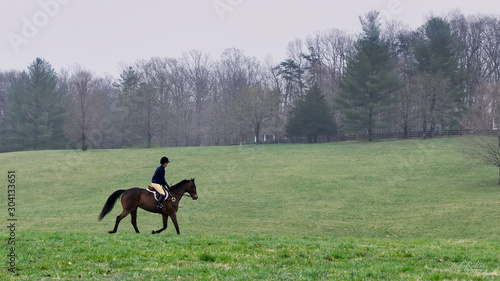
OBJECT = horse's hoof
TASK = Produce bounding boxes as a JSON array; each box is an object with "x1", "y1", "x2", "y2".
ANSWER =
[
  {"x1": 151, "y1": 230, "x2": 156, "y2": 234},
  {"x1": 108, "y1": 231, "x2": 115, "y2": 234}
]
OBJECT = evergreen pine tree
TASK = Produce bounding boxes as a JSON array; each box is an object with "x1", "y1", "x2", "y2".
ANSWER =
[
  {"x1": 2, "y1": 58, "x2": 66, "y2": 151},
  {"x1": 413, "y1": 16, "x2": 464, "y2": 132},
  {"x1": 114, "y1": 66, "x2": 156, "y2": 147},
  {"x1": 336, "y1": 11, "x2": 399, "y2": 141},
  {"x1": 286, "y1": 84, "x2": 336, "y2": 142}
]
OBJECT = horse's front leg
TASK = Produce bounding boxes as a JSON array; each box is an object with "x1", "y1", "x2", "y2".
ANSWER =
[
  {"x1": 151, "y1": 214, "x2": 168, "y2": 234},
  {"x1": 170, "y1": 212, "x2": 180, "y2": 235}
]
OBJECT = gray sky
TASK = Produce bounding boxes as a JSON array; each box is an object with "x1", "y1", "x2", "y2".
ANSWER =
[{"x1": 1, "y1": 0, "x2": 499, "y2": 76}]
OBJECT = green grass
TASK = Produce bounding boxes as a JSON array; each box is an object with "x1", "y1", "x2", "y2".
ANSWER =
[
  {"x1": 1, "y1": 137, "x2": 499, "y2": 279},
  {"x1": 3, "y1": 233, "x2": 500, "y2": 280}
]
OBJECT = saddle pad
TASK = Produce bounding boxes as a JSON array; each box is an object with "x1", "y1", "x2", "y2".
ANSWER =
[{"x1": 146, "y1": 187, "x2": 169, "y2": 202}]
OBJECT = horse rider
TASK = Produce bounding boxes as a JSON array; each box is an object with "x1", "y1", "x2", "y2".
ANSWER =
[{"x1": 151, "y1": 156, "x2": 170, "y2": 209}]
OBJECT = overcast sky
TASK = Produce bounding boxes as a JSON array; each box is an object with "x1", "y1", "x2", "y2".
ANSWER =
[{"x1": 1, "y1": 0, "x2": 499, "y2": 77}]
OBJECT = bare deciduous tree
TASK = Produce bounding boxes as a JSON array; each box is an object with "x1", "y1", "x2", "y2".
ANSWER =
[
  {"x1": 183, "y1": 50, "x2": 213, "y2": 145},
  {"x1": 408, "y1": 73, "x2": 452, "y2": 137},
  {"x1": 232, "y1": 85, "x2": 280, "y2": 144},
  {"x1": 462, "y1": 82, "x2": 500, "y2": 184},
  {"x1": 64, "y1": 66, "x2": 106, "y2": 150}
]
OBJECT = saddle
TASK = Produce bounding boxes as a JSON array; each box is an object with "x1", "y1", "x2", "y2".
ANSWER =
[{"x1": 147, "y1": 186, "x2": 170, "y2": 202}]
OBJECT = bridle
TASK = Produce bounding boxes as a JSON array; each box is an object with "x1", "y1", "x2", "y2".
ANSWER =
[{"x1": 170, "y1": 181, "x2": 197, "y2": 199}]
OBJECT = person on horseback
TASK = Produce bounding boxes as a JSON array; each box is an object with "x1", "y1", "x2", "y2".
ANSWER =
[{"x1": 151, "y1": 156, "x2": 170, "y2": 209}]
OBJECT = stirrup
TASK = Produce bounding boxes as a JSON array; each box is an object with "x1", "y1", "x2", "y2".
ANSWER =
[{"x1": 156, "y1": 194, "x2": 165, "y2": 209}]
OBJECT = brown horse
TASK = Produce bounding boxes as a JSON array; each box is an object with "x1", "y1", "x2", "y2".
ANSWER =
[{"x1": 98, "y1": 179, "x2": 198, "y2": 235}]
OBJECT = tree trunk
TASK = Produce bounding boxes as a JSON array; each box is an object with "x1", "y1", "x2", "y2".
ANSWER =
[
  {"x1": 254, "y1": 121, "x2": 261, "y2": 144},
  {"x1": 498, "y1": 165, "x2": 500, "y2": 185}
]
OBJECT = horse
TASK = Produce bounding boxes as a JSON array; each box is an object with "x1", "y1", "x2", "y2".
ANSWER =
[{"x1": 98, "y1": 178, "x2": 198, "y2": 235}]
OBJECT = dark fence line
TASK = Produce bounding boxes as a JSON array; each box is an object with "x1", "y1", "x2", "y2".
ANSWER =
[{"x1": 261, "y1": 129, "x2": 474, "y2": 144}]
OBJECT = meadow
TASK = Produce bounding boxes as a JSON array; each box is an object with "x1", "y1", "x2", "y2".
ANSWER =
[{"x1": 1, "y1": 137, "x2": 499, "y2": 280}]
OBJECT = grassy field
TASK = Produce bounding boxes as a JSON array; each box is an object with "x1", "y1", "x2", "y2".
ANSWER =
[
  {"x1": 3, "y1": 232, "x2": 500, "y2": 280},
  {"x1": 1, "y1": 137, "x2": 499, "y2": 279}
]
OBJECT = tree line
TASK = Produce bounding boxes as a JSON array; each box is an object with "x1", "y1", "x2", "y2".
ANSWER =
[{"x1": 1, "y1": 10, "x2": 500, "y2": 152}]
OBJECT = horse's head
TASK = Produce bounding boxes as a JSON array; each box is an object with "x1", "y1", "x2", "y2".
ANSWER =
[{"x1": 187, "y1": 178, "x2": 198, "y2": 200}]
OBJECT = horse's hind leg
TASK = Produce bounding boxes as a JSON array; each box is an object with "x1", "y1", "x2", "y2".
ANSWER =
[
  {"x1": 108, "y1": 210, "x2": 130, "y2": 234},
  {"x1": 151, "y1": 214, "x2": 168, "y2": 234},
  {"x1": 130, "y1": 209, "x2": 140, "y2": 233},
  {"x1": 107, "y1": 189, "x2": 142, "y2": 234}
]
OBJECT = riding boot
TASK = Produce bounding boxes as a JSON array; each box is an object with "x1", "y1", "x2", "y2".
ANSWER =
[{"x1": 156, "y1": 194, "x2": 165, "y2": 209}]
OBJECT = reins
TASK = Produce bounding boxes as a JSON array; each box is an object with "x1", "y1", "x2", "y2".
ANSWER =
[
  {"x1": 167, "y1": 183, "x2": 193, "y2": 207},
  {"x1": 168, "y1": 180, "x2": 194, "y2": 198}
]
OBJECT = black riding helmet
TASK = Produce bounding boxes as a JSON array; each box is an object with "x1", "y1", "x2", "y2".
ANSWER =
[{"x1": 160, "y1": 156, "x2": 170, "y2": 165}]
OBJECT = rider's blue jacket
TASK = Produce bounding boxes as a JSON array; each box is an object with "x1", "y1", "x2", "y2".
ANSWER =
[{"x1": 152, "y1": 165, "x2": 168, "y2": 187}]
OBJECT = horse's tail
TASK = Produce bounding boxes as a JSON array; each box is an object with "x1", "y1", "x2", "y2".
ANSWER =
[{"x1": 98, "y1": 189, "x2": 126, "y2": 221}]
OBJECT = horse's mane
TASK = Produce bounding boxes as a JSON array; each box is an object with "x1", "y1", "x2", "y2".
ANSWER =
[{"x1": 169, "y1": 179, "x2": 192, "y2": 191}]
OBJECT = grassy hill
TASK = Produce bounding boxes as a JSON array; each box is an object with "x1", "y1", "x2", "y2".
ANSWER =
[{"x1": 1, "y1": 137, "x2": 499, "y2": 279}]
